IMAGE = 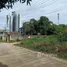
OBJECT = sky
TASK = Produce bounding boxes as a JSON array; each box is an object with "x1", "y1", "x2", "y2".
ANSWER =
[{"x1": 0, "y1": 0, "x2": 67, "y2": 29}]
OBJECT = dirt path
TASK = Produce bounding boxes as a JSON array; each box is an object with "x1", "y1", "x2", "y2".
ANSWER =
[{"x1": 0, "y1": 43, "x2": 67, "y2": 67}]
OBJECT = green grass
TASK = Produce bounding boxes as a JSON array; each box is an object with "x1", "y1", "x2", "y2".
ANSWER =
[{"x1": 14, "y1": 35, "x2": 67, "y2": 60}]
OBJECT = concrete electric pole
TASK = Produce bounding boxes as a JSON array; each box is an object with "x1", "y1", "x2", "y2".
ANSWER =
[{"x1": 58, "y1": 13, "x2": 59, "y2": 25}]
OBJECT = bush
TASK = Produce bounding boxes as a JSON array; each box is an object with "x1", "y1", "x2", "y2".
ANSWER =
[
  {"x1": 14, "y1": 36, "x2": 67, "y2": 60},
  {"x1": 0, "y1": 36, "x2": 2, "y2": 40},
  {"x1": 16, "y1": 39, "x2": 20, "y2": 42},
  {"x1": 57, "y1": 32, "x2": 67, "y2": 42}
]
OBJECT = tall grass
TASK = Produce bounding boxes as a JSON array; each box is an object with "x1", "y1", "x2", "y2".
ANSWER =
[{"x1": 14, "y1": 35, "x2": 67, "y2": 60}]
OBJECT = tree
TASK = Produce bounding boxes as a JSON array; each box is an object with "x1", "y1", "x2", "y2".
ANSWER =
[
  {"x1": 38, "y1": 16, "x2": 50, "y2": 35},
  {"x1": 30, "y1": 19, "x2": 38, "y2": 35},
  {"x1": 23, "y1": 22, "x2": 31, "y2": 35},
  {"x1": 23, "y1": 16, "x2": 55, "y2": 35},
  {"x1": 47, "y1": 24, "x2": 56, "y2": 35},
  {"x1": 0, "y1": 0, "x2": 32, "y2": 10}
]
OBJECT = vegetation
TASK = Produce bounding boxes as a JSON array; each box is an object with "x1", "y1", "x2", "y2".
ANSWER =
[
  {"x1": 0, "y1": 0, "x2": 32, "y2": 9},
  {"x1": 8, "y1": 39, "x2": 21, "y2": 43},
  {"x1": 15, "y1": 36, "x2": 67, "y2": 60},
  {"x1": 0, "y1": 36, "x2": 2, "y2": 40},
  {"x1": 23, "y1": 16, "x2": 55, "y2": 35},
  {"x1": 15, "y1": 16, "x2": 67, "y2": 60},
  {"x1": 23, "y1": 16, "x2": 67, "y2": 36},
  {"x1": 0, "y1": 36, "x2": 6, "y2": 42}
]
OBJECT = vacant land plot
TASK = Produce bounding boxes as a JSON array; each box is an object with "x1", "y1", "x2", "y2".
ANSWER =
[
  {"x1": 15, "y1": 36, "x2": 67, "y2": 60},
  {"x1": 0, "y1": 43, "x2": 67, "y2": 67}
]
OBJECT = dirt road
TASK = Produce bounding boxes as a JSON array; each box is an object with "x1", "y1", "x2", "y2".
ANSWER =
[{"x1": 0, "y1": 43, "x2": 67, "y2": 67}]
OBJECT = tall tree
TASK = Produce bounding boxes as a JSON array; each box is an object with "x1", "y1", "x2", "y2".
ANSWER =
[
  {"x1": 23, "y1": 16, "x2": 55, "y2": 35},
  {"x1": 30, "y1": 19, "x2": 38, "y2": 34},
  {"x1": 38, "y1": 16, "x2": 50, "y2": 35}
]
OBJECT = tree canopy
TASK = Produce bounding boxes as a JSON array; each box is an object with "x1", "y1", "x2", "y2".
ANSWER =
[
  {"x1": 22, "y1": 16, "x2": 67, "y2": 35},
  {"x1": 22, "y1": 16, "x2": 57, "y2": 35},
  {"x1": 0, "y1": 0, "x2": 32, "y2": 10}
]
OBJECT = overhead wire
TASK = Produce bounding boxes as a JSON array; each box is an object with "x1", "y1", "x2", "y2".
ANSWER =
[
  {"x1": 17, "y1": 0, "x2": 67, "y2": 21},
  {"x1": 21, "y1": 6, "x2": 67, "y2": 21},
  {"x1": 22, "y1": 5, "x2": 67, "y2": 18},
  {"x1": 0, "y1": 0, "x2": 67, "y2": 23},
  {"x1": 17, "y1": 0, "x2": 57, "y2": 13},
  {"x1": 20, "y1": 0, "x2": 58, "y2": 17}
]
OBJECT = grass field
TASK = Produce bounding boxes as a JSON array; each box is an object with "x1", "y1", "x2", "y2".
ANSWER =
[{"x1": 14, "y1": 35, "x2": 67, "y2": 60}]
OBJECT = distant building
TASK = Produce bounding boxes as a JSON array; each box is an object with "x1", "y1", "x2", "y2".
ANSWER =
[
  {"x1": 6, "y1": 11, "x2": 20, "y2": 32},
  {"x1": 5, "y1": 12, "x2": 21, "y2": 41},
  {"x1": 19, "y1": 27, "x2": 25, "y2": 36}
]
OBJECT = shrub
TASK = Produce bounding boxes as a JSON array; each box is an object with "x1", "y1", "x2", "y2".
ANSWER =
[
  {"x1": 0, "y1": 36, "x2": 2, "y2": 40},
  {"x1": 16, "y1": 39, "x2": 20, "y2": 42},
  {"x1": 57, "y1": 32, "x2": 67, "y2": 42}
]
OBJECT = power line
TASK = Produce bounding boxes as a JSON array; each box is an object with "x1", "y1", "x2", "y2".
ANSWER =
[
  {"x1": 22, "y1": 5, "x2": 67, "y2": 18},
  {"x1": 20, "y1": 0, "x2": 58, "y2": 16},
  {"x1": 20, "y1": 8, "x2": 67, "y2": 23},
  {"x1": 17, "y1": 0, "x2": 57, "y2": 13},
  {"x1": 42, "y1": 5, "x2": 67, "y2": 15},
  {"x1": 21, "y1": 0, "x2": 66, "y2": 17},
  {"x1": 1, "y1": 0, "x2": 67, "y2": 23},
  {"x1": 33, "y1": 0, "x2": 57, "y2": 10},
  {"x1": 14, "y1": 0, "x2": 59, "y2": 19}
]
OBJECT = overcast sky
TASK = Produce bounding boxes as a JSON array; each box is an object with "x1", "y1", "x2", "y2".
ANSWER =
[{"x1": 0, "y1": 0, "x2": 67, "y2": 29}]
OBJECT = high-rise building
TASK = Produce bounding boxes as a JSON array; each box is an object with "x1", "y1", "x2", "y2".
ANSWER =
[
  {"x1": 17, "y1": 14, "x2": 20, "y2": 32},
  {"x1": 12, "y1": 11, "x2": 16, "y2": 32},
  {"x1": 6, "y1": 15, "x2": 10, "y2": 32},
  {"x1": 6, "y1": 11, "x2": 20, "y2": 32}
]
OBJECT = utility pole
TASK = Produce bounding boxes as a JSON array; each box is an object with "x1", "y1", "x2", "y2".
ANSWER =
[{"x1": 58, "y1": 13, "x2": 59, "y2": 25}]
